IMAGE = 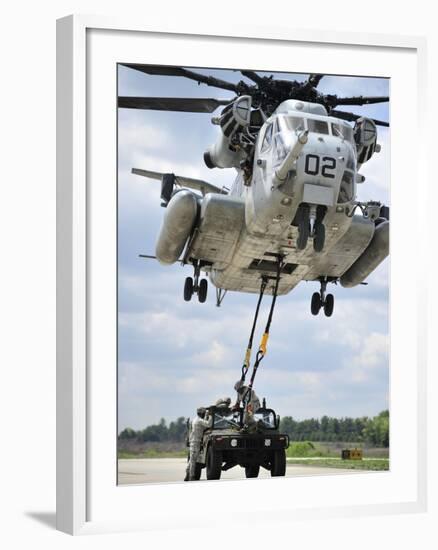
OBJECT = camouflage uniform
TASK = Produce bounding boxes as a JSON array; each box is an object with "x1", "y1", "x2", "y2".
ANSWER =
[
  {"x1": 234, "y1": 380, "x2": 261, "y2": 427},
  {"x1": 186, "y1": 411, "x2": 212, "y2": 481}
]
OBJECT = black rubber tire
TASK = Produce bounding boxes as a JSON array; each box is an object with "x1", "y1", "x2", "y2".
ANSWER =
[
  {"x1": 206, "y1": 446, "x2": 222, "y2": 480},
  {"x1": 271, "y1": 449, "x2": 286, "y2": 477},
  {"x1": 184, "y1": 277, "x2": 193, "y2": 301},
  {"x1": 198, "y1": 279, "x2": 208, "y2": 303},
  {"x1": 296, "y1": 219, "x2": 309, "y2": 250},
  {"x1": 245, "y1": 464, "x2": 260, "y2": 478},
  {"x1": 313, "y1": 222, "x2": 325, "y2": 252},
  {"x1": 324, "y1": 293, "x2": 334, "y2": 317},
  {"x1": 311, "y1": 292, "x2": 322, "y2": 315}
]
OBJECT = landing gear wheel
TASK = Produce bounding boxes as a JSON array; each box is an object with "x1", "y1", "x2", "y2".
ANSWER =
[
  {"x1": 324, "y1": 293, "x2": 334, "y2": 317},
  {"x1": 297, "y1": 218, "x2": 309, "y2": 250},
  {"x1": 245, "y1": 464, "x2": 260, "y2": 478},
  {"x1": 311, "y1": 292, "x2": 322, "y2": 315},
  {"x1": 206, "y1": 446, "x2": 222, "y2": 480},
  {"x1": 271, "y1": 449, "x2": 286, "y2": 477},
  {"x1": 183, "y1": 277, "x2": 194, "y2": 302},
  {"x1": 198, "y1": 279, "x2": 208, "y2": 303},
  {"x1": 313, "y1": 222, "x2": 325, "y2": 253}
]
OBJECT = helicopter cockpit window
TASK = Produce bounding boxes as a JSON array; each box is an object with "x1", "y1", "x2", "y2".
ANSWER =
[
  {"x1": 307, "y1": 119, "x2": 329, "y2": 135},
  {"x1": 332, "y1": 122, "x2": 354, "y2": 144},
  {"x1": 284, "y1": 116, "x2": 305, "y2": 132},
  {"x1": 346, "y1": 150, "x2": 356, "y2": 171},
  {"x1": 260, "y1": 123, "x2": 273, "y2": 153}
]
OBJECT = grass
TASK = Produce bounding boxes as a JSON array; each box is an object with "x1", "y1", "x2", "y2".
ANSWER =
[
  {"x1": 286, "y1": 441, "x2": 325, "y2": 458},
  {"x1": 286, "y1": 458, "x2": 389, "y2": 471}
]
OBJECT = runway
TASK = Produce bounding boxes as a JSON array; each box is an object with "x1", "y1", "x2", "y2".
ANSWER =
[{"x1": 118, "y1": 458, "x2": 364, "y2": 485}]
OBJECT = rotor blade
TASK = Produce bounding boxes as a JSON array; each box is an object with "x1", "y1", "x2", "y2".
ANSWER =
[
  {"x1": 327, "y1": 95, "x2": 389, "y2": 107},
  {"x1": 305, "y1": 74, "x2": 324, "y2": 88},
  {"x1": 331, "y1": 109, "x2": 389, "y2": 127},
  {"x1": 240, "y1": 70, "x2": 265, "y2": 85},
  {"x1": 118, "y1": 96, "x2": 232, "y2": 113},
  {"x1": 120, "y1": 63, "x2": 240, "y2": 92}
]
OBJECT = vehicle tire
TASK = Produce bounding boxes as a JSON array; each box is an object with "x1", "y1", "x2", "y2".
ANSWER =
[
  {"x1": 245, "y1": 464, "x2": 260, "y2": 478},
  {"x1": 311, "y1": 292, "x2": 321, "y2": 315},
  {"x1": 184, "y1": 277, "x2": 193, "y2": 301},
  {"x1": 198, "y1": 279, "x2": 208, "y2": 303},
  {"x1": 324, "y1": 294, "x2": 334, "y2": 317},
  {"x1": 206, "y1": 446, "x2": 222, "y2": 480},
  {"x1": 313, "y1": 222, "x2": 325, "y2": 252},
  {"x1": 271, "y1": 449, "x2": 286, "y2": 477},
  {"x1": 296, "y1": 219, "x2": 309, "y2": 250}
]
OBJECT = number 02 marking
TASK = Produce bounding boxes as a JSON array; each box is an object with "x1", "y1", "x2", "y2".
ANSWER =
[{"x1": 304, "y1": 155, "x2": 336, "y2": 179}]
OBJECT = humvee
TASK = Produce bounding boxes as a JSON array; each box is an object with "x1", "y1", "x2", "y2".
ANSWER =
[{"x1": 186, "y1": 405, "x2": 289, "y2": 480}]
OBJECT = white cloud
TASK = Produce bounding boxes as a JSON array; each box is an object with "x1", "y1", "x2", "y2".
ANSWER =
[{"x1": 350, "y1": 332, "x2": 389, "y2": 370}]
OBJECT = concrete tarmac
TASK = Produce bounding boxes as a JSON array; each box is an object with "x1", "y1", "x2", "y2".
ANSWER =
[{"x1": 118, "y1": 458, "x2": 363, "y2": 485}]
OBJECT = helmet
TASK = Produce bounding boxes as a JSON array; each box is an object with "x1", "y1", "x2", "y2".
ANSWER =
[
  {"x1": 215, "y1": 397, "x2": 231, "y2": 407},
  {"x1": 197, "y1": 407, "x2": 207, "y2": 418},
  {"x1": 234, "y1": 380, "x2": 244, "y2": 392}
]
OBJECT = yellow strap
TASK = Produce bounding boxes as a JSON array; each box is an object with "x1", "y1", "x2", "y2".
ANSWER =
[
  {"x1": 260, "y1": 332, "x2": 269, "y2": 355},
  {"x1": 244, "y1": 348, "x2": 252, "y2": 368}
]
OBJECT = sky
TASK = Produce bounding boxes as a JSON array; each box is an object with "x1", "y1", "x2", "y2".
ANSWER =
[{"x1": 117, "y1": 65, "x2": 390, "y2": 431}]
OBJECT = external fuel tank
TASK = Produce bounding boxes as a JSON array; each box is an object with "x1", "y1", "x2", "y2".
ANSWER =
[
  {"x1": 155, "y1": 190, "x2": 198, "y2": 265},
  {"x1": 340, "y1": 220, "x2": 389, "y2": 287}
]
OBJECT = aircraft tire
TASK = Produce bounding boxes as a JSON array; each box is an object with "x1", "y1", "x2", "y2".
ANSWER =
[
  {"x1": 311, "y1": 292, "x2": 322, "y2": 315},
  {"x1": 184, "y1": 277, "x2": 194, "y2": 301},
  {"x1": 313, "y1": 222, "x2": 325, "y2": 252},
  {"x1": 297, "y1": 219, "x2": 309, "y2": 250},
  {"x1": 198, "y1": 279, "x2": 208, "y2": 303},
  {"x1": 324, "y1": 294, "x2": 334, "y2": 317}
]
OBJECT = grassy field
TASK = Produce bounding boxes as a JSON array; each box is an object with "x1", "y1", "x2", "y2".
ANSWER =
[
  {"x1": 286, "y1": 458, "x2": 389, "y2": 471},
  {"x1": 286, "y1": 441, "x2": 389, "y2": 459}
]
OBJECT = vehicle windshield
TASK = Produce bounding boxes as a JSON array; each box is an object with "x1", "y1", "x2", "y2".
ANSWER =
[
  {"x1": 253, "y1": 409, "x2": 277, "y2": 430},
  {"x1": 212, "y1": 410, "x2": 241, "y2": 430}
]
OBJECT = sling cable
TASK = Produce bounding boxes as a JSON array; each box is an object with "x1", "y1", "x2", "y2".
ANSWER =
[{"x1": 238, "y1": 255, "x2": 284, "y2": 408}]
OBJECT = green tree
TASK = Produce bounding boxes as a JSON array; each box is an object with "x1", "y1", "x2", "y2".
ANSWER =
[{"x1": 119, "y1": 427, "x2": 137, "y2": 440}]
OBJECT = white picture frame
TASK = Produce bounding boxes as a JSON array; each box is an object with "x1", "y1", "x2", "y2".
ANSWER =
[{"x1": 57, "y1": 15, "x2": 428, "y2": 535}]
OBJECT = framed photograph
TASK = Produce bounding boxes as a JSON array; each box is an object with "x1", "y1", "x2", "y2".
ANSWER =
[{"x1": 57, "y1": 15, "x2": 427, "y2": 535}]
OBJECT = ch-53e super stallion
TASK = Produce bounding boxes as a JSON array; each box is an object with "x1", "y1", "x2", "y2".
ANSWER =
[{"x1": 118, "y1": 65, "x2": 389, "y2": 317}]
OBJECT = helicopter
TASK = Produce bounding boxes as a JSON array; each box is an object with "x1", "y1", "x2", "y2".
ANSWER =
[{"x1": 118, "y1": 65, "x2": 389, "y2": 317}]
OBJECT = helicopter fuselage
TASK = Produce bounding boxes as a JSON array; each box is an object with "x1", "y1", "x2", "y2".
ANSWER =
[{"x1": 180, "y1": 101, "x2": 384, "y2": 296}]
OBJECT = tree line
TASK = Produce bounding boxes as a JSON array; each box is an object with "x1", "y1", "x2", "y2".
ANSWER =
[
  {"x1": 119, "y1": 417, "x2": 187, "y2": 443},
  {"x1": 279, "y1": 410, "x2": 389, "y2": 446},
  {"x1": 119, "y1": 410, "x2": 389, "y2": 447}
]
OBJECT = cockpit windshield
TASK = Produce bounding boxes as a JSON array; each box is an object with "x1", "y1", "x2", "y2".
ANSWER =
[
  {"x1": 331, "y1": 122, "x2": 354, "y2": 144},
  {"x1": 284, "y1": 116, "x2": 306, "y2": 132},
  {"x1": 307, "y1": 119, "x2": 329, "y2": 135}
]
